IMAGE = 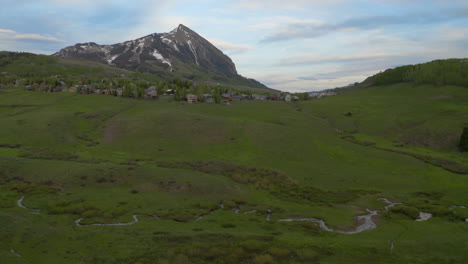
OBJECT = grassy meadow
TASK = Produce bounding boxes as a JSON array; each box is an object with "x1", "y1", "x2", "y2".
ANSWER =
[{"x1": 0, "y1": 81, "x2": 467, "y2": 263}]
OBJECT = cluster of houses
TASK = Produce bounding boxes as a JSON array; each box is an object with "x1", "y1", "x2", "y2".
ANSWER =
[
  {"x1": 309, "y1": 91, "x2": 337, "y2": 99},
  {"x1": 185, "y1": 92, "x2": 302, "y2": 104},
  {"x1": 24, "y1": 82, "x2": 160, "y2": 99},
  {"x1": 21, "y1": 80, "x2": 307, "y2": 104},
  {"x1": 5, "y1": 73, "x2": 337, "y2": 104}
]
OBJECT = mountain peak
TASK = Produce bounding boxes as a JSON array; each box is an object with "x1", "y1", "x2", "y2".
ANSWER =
[
  {"x1": 52, "y1": 25, "x2": 268, "y2": 89},
  {"x1": 178, "y1": 24, "x2": 192, "y2": 31},
  {"x1": 169, "y1": 24, "x2": 195, "y2": 35}
]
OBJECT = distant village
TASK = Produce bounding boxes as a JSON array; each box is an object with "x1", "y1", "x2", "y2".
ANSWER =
[{"x1": 0, "y1": 72, "x2": 337, "y2": 104}]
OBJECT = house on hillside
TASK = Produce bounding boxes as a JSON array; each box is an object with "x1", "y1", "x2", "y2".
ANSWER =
[
  {"x1": 32, "y1": 83, "x2": 40, "y2": 91},
  {"x1": 203, "y1": 94, "x2": 214, "y2": 103},
  {"x1": 80, "y1": 86, "x2": 91, "y2": 94},
  {"x1": 252, "y1": 94, "x2": 267, "y2": 101},
  {"x1": 165, "y1": 89, "x2": 175, "y2": 95},
  {"x1": 232, "y1": 95, "x2": 242, "y2": 101},
  {"x1": 116, "y1": 88, "x2": 123, "y2": 96},
  {"x1": 68, "y1": 86, "x2": 77, "y2": 93},
  {"x1": 240, "y1": 94, "x2": 251, "y2": 100},
  {"x1": 145, "y1": 86, "x2": 158, "y2": 99},
  {"x1": 186, "y1": 94, "x2": 198, "y2": 104},
  {"x1": 102, "y1": 89, "x2": 111, "y2": 95},
  {"x1": 221, "y1": 92, "x2": 232, "y2": 102}
]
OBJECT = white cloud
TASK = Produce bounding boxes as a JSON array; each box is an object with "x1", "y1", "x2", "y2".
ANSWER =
[
  {"x1": 47, "y1": 0, "x2": 114, "y2": 7},
  {"x1": 248, "y1": 17, "x2": 326, "y2": 31},
  {"x1": 0, "y1": 29, "x2": 64, "y2": 43},
  {"x1": 236, "y1": 0, "x2": 344, "y2": 10},
  {"x1": 13, "y1": 34, "x2": 63, "y2": 42},
  {"x1": 438, "y1": 26, "x2": 468, "y2": 41},
  {"x1": 208, "y1": 38, "x2": 252, "y2": 54},
  {"x1": 0, "y1": 29, "x2": 16, "y2": 34},
  {"x1": 280, "y1": 53, "x2": 402, "y2": 66}
]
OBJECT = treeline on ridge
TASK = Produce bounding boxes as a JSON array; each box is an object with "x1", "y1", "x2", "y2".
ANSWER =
[{"x1": 372, "y1": 59, "x2": 468, "y2": 87}]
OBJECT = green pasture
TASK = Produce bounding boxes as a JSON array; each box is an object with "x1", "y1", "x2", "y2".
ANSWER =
[{"x1": 0, "y1": 81, "x2": 467, "y2": 263}]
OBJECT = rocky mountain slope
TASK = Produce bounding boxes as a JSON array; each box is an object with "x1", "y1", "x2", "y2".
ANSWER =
[{"x1": 53, "y1": 24, "x2": 267, "y2": 89}]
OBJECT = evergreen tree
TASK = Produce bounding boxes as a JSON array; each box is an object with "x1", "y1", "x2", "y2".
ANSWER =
[
  {"x1": 214, "y1": 88, "x2": 222, "y2": 104},
  {"x1": 122, "y1": 87, "x2": 132, "y2": 97},
  {"x1": 174, "y1": 88, "x2": 179, "y2": 101},
  {"x1": 136, "y1": 87, "x2": 144, "y2": 98},
  {"x1": 460, "y1": 127, "x2": 468, "y2": 152}
]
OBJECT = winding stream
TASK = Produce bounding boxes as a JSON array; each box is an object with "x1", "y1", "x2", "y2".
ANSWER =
[
  {"x1": 75, "y1": 214, "x2": 139, "y2": 226},
  {"x1": 278, "y1": 198, "x2": 401, "y2": 234},
  {"x1": 415, "y1": 212, "x2": 433, "y2": 222},
  {"x1": 17, "y1": 196, "x2": 40, "y2": 213},
  {"x1": 10, "y1": 249, "x2": 21, "y2": 257},
  {"x1": 16, "y1": 196, "x2": 463, "y2": 231}
]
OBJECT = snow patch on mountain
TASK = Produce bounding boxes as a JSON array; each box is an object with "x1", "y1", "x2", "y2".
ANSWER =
[
  {"x1": 161, "y1": 36, "x2": 180, "y2": 52},
  {"x1": 152, "y1": 50, "x2": 172, "y2": 68},
  {"x1": 187, "y1": 40, "x2": 199, "y2": 65},
  {"x1": 107, "y1": 54, "x2": 119, "y2": 64}
]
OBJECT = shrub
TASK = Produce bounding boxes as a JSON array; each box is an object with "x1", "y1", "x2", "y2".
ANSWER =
[
  {"x1": 156, "y1": 161, "x2": 296, "y2": 191},
  {"x1": 390, "y1": 205, "x2": 420, "y2": 219},
  {"x1": 241, "y1": 240, "x2": 266, "y2": 253},
  {"x1": 269, "y1": 247, "x2": 291, "y2": 259},
  {"x1": 296, "y1": 249, "x2": 319, "y2": 261},
  {"x1": 252, "y1": 254, "x2": 274, "y2": 264},
  {"x1": 221, "y1": 223, "x2": 236, "y2": 228}
]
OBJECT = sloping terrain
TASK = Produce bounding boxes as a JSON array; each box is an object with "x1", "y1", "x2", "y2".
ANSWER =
[{"x1": 0, "y1": 71, "x2": 467, "y2": 263}]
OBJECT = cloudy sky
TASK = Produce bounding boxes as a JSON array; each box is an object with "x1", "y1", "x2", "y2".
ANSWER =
[{"x1": 1, "y1": 0, "x2": 467, "y2": 91}]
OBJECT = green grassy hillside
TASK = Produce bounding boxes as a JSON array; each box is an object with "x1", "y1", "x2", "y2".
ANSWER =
[
  {"x1": 1, "y1": 76, "x2": 467, "y2": 263},
  {"x1": 1, "y1": 55, "x2": 468, "y2": 263},
  {"x1": 0, "y1": 52, "x2": 276, "y2": 93},
  {"x1": 0, "y1": 51, "x2": 131, "y2": 78},
  {"x1": 346, "y1": 58, "x2": 468, "y2": 90}
]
